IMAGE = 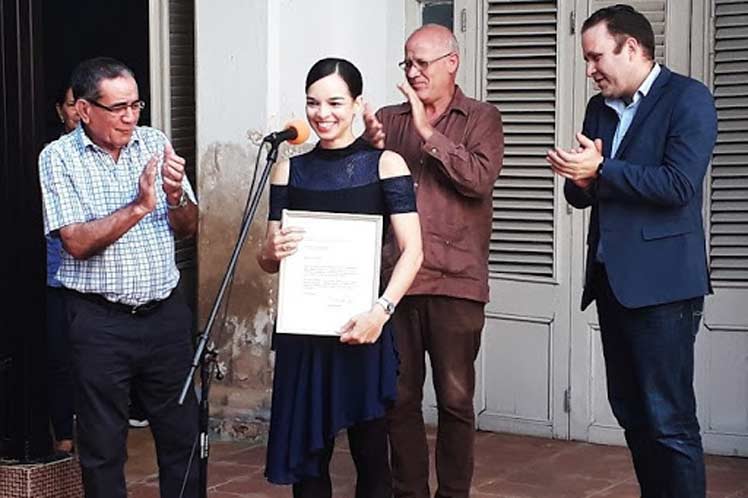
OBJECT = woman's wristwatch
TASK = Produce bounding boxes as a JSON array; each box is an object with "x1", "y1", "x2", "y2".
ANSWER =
[{"x1": 375, "y1": 296, "x2": 396, "y2": 315}]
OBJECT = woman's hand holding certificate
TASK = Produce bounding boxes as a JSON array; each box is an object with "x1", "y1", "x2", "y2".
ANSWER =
[
  {"x1": 339, "y1": 305, "x2": 389, "y2": 344},
  {"x1": 262, "y1": 225, "x2": 305, "y2": 260}
]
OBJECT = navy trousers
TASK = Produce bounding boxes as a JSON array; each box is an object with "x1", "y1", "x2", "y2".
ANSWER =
[
  {"x1": 594, "y1": 265, "x2": 705, "y2": 498},
  {"x1": 47, "y1": 286, "x2": 74, "y2": 442},
  {"x1": 65, "y1": 290, "x2": 199, "y2": 498}
]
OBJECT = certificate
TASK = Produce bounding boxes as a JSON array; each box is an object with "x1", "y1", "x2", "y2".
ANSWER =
[{"x1": 276, "y1": 209, "x2": 383, "y2": 336}]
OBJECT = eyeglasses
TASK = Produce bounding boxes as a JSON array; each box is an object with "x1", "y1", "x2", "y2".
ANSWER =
[
  {"x1": 398, "y1": 52, "x2": 454, "y2": 72},
  {"x1": 90, "y1": 99, "x2": 146, "y2": 116}
]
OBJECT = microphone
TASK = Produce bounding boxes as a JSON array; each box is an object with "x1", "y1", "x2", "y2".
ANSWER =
[{"x1": 263, "y1": 119, "x2": 310, "y2": 145}]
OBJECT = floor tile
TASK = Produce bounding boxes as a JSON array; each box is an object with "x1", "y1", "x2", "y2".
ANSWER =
[{"x1": 123, "y1": 428, "x2": 748, "y2": 497}]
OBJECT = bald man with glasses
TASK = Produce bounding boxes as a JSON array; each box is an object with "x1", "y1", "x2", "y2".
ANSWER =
[{"x1": 364, "y1": 24, "x2": 504, "y2": 498}]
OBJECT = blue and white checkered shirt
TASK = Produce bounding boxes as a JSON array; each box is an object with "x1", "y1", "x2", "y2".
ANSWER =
[{"x1": 39, "y1": 125, "x2": 197, "y2": 305}]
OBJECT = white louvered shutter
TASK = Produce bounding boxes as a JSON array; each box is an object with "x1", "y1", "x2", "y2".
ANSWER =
[
  {"x1": 710, "y1": 0, "x2": 748, "y2": 282},
  {"x1": 486, "y1": 1, "x2": 558, "y2": 278}
]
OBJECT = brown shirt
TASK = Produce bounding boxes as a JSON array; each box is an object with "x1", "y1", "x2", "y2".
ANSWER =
[{"x1": 379, "y1": 86, "x2": 504, "y2": 303}]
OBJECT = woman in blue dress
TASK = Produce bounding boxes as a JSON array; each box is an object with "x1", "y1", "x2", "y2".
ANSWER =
[
  {"x1": 257, "y1": 58, "x2": 422, "y2": 498},
  {"x1": 47, "y1": 83, "x2": 79, "y2": 454}
]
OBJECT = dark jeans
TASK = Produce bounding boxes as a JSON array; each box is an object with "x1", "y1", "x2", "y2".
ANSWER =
[
  {"x1": 47, "y1": 286, "x2": 74, "y2": 441},
  {"x1": 594, "y1": 266, "x2": 705, "y2": 498},
  {"x1": 292, "y1": 417, "x2": 391, "y2": 498},
  {"x1": 387, "y1": 295, "x2": 484, "y2": 498},
  {"x1": 65, "y1": 290, "x2": 199, "y2": 498}
]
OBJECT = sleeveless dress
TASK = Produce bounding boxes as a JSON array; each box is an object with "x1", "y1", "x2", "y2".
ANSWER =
[{"x1": 265, "y1": 138, "x2": 417, "y2": 484}]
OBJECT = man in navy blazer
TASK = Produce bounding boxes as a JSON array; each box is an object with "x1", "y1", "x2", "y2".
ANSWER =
[{"x1": 547, "y1": 5, "x2": 717, "y2": 498}]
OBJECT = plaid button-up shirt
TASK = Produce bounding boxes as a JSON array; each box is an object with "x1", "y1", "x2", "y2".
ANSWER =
[{"x1": 39, "y1": 125, "x2": 197, "y2": 305}]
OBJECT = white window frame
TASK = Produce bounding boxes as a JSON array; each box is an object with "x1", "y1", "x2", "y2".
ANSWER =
[{"x1": 148, "y1": 0, "x2": 171, "y2": 134}]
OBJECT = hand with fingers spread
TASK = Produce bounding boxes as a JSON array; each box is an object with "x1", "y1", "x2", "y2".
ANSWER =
[
  {"x1": 362, "y1": 102, "x2": 386, "y2": 149},
  {"x1": 135, "y1": 155, "x2": 159, "y2": 215},
  {"x1": 339, "y1": 305, "x2": 389, "y2": 345},
  {"x1": 546, "y1": 132, "x2": 604, "y2": 189},
  {"x1": 397, "y1": 80, "x2": 434, "y2": 141},
  {"x1": 162, "y1": 142, "x2": 187, "y2": 206},
  {"x1": 262, "y1": 226, "x2": 305, "y2": 263}
]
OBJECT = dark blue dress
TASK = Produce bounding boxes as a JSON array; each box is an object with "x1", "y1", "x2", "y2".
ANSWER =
[{"x1": 265, "y1": 138, "x2": 416, "y2": 485}]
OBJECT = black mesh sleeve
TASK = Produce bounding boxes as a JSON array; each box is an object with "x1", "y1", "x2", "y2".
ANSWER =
[
  {"x1": 268, "y1": 185, "x2": 289, "y2": 221},
  {"x1": 381, "y1": 175, "x2": 417, "y2": 214}
]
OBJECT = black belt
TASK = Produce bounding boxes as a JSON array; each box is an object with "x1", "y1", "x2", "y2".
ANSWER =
[{"x1": 66, "y1": 289, "x2": 172, "y2": 316}]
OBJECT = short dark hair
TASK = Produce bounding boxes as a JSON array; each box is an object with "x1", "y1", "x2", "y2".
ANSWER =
[
  {"x1": 582, "y1": 4, "x2": 655, "y2": 60},
  {"x1": 70, "y1": 57, "x2": 136, "y2": 101},
  {"x1": 305, "y1": 58, "x2": 363, "y2": 98}
]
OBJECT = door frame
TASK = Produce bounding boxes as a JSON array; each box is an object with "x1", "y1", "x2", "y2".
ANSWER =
[{"x1": 149, "y1": 0, "x2": 170, "y2": 132}]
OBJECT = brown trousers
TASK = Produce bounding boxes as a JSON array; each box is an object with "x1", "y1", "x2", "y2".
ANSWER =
[{"x1": 388, "y1": 295, "x2": 485, "y2": 498}]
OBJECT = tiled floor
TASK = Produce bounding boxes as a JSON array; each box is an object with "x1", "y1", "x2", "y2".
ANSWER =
[{"x1": 125, "y1": 428, "x2": 748, "y2": 497}]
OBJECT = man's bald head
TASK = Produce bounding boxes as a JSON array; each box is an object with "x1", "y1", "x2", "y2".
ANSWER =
[{"x1": 407, "y1": 24, "x2": 460, "y2": 55}]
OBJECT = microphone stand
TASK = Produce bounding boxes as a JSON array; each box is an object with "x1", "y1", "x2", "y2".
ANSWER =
[{"x1": 177, "y1": 137, "x2": 284, "y2": 498}]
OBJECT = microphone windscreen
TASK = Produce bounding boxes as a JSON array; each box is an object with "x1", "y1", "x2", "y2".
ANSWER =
[{"x1": 286, "y1": 119, "x2": 311, "y2": 145}]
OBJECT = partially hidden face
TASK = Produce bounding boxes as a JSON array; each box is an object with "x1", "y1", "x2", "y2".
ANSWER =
[
  {"x1": 305, "y1": 73, "x2": 361, "y2": 144},
  {"x1": 57, "y1": 87, "x2": 80, "y2": 134},
  {"x1": 402, "y1": 33, "x2": 457, "y2": 104}
]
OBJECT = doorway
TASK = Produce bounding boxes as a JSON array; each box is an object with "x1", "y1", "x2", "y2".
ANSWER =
[{"x1": 42, "y1": 0, "x2": 151, "y2": 143}]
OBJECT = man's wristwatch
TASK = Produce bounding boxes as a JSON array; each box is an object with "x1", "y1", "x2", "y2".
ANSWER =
[
  {"x1": 375, "y1": 296, "x2": 396, "y2": 315},
  {"x1": 167, "y1": 191, "x2": 187, "y2": 210}
]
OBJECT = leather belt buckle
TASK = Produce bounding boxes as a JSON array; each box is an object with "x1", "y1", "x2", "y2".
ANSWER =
[
  {"x1": 65, "y1": 288, "x2": 170, "y2": 316},
  {"x1": 129, "y1": 299, "x2": 162, "y2": 316}
]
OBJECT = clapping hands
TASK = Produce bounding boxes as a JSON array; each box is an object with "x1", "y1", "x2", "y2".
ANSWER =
[{"x1": 546, "y1": 133, "x2": 604, "y2": 189}]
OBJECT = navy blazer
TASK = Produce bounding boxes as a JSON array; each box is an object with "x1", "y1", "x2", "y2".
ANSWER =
[{"x1": 565, "y1": 66, "x2": 718, "y2": 310}]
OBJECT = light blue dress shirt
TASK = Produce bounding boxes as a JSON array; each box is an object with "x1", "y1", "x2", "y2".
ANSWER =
[{"x1": 605, "y1": 64, "x2": 661, "y2": 158}]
